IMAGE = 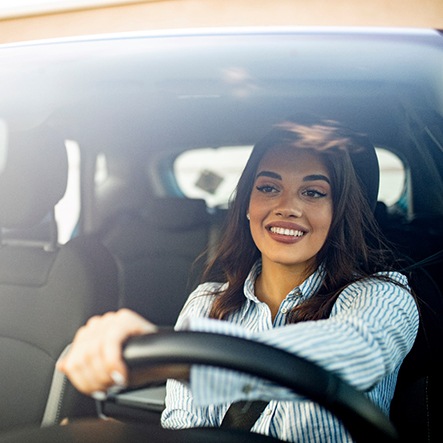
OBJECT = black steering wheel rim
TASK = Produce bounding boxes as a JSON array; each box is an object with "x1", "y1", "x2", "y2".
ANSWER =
[{"x1": 123, "y1": 330, "x2": 399, "y2": 443}]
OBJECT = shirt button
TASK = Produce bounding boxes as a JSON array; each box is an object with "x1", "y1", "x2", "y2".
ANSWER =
[
  {"x1": 242, "y1": 384, "x2": 253, "y2": 394},
  {"x1": 266, "y1": 408, "x2": 272, "y2": 415},
  {"x1": 281, "y1": 307, "x2": 288, "y2": 314}
]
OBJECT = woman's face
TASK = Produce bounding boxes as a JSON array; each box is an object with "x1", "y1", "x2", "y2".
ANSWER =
[{"x1": 248, "y1": 146, "x2": 333, "y2": 275}]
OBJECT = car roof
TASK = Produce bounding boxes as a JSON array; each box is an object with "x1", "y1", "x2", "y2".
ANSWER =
[{"x1": 0, "y1": 27, "x2": 442, "y2": 154}]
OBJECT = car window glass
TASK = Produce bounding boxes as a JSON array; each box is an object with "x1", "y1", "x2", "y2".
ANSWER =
[
  {"x1": 174, "y1": 146, "x2": 405, "y2": 208},
  {"x1": 54, "y1": 150, "x2": 108, "y2": 244},
  {"x1": 95, "y1": 153, "x2": 109, "y2": 185},
  {"x1": 174, "y1": 147, "x2": 252, "y2": 208},
  {"x1": 54, "y1": 139, "x2": 80, "y2": 244},
  {"x1": 377, "y1": 148, "x2": 405, "y2": 205}
]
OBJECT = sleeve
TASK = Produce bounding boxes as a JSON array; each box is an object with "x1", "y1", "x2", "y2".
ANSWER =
[
  {"x1": 161, "y1": 379, "x2": 217, "y2": 429},
  {"x1": 161, "y1": 282, "x2": 224, "y2": 428},
  {"x1": 185, "y1": 274, "x2": 419, "y2": 406}
]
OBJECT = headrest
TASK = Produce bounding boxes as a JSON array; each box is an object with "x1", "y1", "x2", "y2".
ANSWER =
[
  {"x1": 347, "y1": 140, "x2": 379, "y2": 212},
  {"x1": 0, "y1": 126, "x2": 68, "y2": 229}
]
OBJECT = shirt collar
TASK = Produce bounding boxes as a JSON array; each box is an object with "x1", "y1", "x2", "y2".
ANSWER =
[
  {"x1": 243, "y1": 259, "x2": 325, "y2": 303},
  {"x1": 243, "y1": 260, "x2": 262, "y2": 303}
]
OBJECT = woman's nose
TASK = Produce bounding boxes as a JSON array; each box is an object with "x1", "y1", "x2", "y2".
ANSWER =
[{"x1": 274, "y1": 195, "x2": 303, "y2": 218}]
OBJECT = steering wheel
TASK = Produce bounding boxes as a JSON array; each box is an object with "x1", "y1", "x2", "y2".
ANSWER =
[
  {"x1": 0, "y1": 330, "x2": 399, "y2": 443},
  {"x1": 122, "y1": 330, "x2": 399, "y2": 442}
]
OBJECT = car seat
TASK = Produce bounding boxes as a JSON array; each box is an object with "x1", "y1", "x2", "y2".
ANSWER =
[
  {"x1": 0, "y1": 125, "x2": 119, "y2": 433},
  {"x1": 374, "y1": 206, "x2": 443, "y2": 442},
  {"x1": 389, "y1": 252, "x2": 443, "y2": 442},
  {"x1": 99, "y1": 196, "x2": 210, "y2": 326}
]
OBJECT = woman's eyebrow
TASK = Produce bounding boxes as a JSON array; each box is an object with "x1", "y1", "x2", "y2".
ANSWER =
[
  {"x1": 256, "y1": 171, "x2": 282, "y2": 180},
  {"x1": 303, "y1": 174, "x2": 331, "y2": 184}
]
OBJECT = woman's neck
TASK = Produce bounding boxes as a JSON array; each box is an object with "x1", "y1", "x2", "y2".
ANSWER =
[{"x1": 255, "y1": 260, "x2": 311, "y2": 319}]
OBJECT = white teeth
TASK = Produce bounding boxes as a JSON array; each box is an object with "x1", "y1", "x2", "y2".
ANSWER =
[{"x1": 270, "y1": 227, "x2": 304, "y2": 237}]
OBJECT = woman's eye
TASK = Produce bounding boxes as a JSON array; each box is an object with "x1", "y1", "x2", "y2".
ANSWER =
[
  {"x1": 303, "y1": 189, "x2": 327, "y2": 198},
  {"x1": 256, "y1": 184, "x2": 278, "y2": 194}
]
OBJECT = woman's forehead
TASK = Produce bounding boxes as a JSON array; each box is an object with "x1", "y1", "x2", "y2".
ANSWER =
[{"x1": 257, "y1": 145, "x2": 329, "y2": 175}]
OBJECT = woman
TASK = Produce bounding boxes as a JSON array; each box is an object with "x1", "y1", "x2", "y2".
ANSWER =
[{"x1": 58, "y1": 118, "x2": 418, "y2": 442}]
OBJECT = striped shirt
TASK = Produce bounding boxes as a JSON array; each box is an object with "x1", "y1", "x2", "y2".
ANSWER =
[{"x1": 161, "y1": 261, "x2": 419, "y2": 442}]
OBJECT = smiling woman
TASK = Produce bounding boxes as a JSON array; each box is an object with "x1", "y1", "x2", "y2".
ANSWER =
[
  {"x1": 248, "y1": 148, "x2": 333, "y2": 298},
  {"x1": 58, "y1": 116, "x2": 419, "y2": 442},
  {"x1": 0, "y1": 26, "x2": 442, "y2": 442}
]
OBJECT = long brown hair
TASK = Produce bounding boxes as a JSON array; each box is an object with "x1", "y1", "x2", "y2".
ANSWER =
[{"x1": 203, "y1": 118, "x2": 398, "y2": 322}]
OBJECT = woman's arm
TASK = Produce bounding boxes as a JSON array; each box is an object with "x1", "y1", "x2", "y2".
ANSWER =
[{"x1": 185, "y1": 274, "x2": 419, "y2": 406}]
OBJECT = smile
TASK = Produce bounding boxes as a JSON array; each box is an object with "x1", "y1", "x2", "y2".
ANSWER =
[{"x1": 269, "y1": 227, "x2": 304, "y2": 237}]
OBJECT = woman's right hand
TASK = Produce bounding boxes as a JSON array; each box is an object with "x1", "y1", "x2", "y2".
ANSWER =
[{"x1": 56, "y1": 309, "x2": 157, "y2": 398}]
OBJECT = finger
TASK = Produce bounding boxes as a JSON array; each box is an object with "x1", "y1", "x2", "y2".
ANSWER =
[
  {"x1": 98, "y1": 309, "x2": 157, "y2": 382},
  {"x1": 58, "y1": 309, "x2": 157, "y2": 395},
  {"x1": 59, "y1": 332, "x2": 116, "y2": 394}
]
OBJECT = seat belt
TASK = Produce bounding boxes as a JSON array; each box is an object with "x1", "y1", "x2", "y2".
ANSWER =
[{"x1": 221, "y1": 400, "x2": 269, "y2": 430}]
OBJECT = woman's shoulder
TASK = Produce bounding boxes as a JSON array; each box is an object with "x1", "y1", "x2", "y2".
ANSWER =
[
  {"x1": 349, "y1": 270, "x2": 409, "y2": 290},
  {"x1": 330, "y1": 271, "x2": 419, "y2": 329},
  {"x1": 373, "y1": 270, "x2": 409, "y2": 286},
  {"x1": 190, "y1": 281, "x2": 228, "y2": 298},
  {"x1": 333, "y1": 271, "x2": 412, "y2": 310},
  {"x1": 174, "y1": 281, "x2": 227, "y2": 329},
  {"x1": 185, "y1": 281, "x2": 227, "y2": 307}
]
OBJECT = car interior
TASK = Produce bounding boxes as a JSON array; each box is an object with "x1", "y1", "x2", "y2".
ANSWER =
[
  {"x1": 0, "y1": 28, "x2": 442, "y2": 441},
  {"x1": 0, "y1": 125, "x2": 120, "y2": 432}
]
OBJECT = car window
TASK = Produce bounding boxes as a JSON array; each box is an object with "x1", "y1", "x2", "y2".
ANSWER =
[
  {"x1": 55, "y1": 148, "x2": 109, "y2": 244},
  {"x1": 54, "y1": 140, "x2": 80, "y2": 244},
  {"x1": 174, "y1": 146, "x2": 405, "y2": 208},
  {"x1": 376, "y1": 148, "x2": 405, "y2": 206},
  {"x1": 174, "y1": 146, "x2": 252, "y2": 208}
]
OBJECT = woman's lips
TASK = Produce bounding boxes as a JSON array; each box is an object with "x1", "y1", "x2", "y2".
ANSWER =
[{"x1": 266, "y1": 222, "x2": 308, "y2": 243}]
